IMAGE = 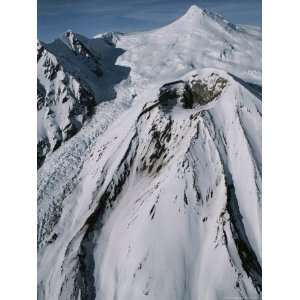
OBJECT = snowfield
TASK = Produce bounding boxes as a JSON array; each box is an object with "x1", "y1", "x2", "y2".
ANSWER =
[{"x1": 37, "y1": 5, "x2": 261, "y2": 300}]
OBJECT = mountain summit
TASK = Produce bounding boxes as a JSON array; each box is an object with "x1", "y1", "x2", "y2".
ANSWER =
[
  {"x1": 182, "y1": 4, "x2": 205, "y2": 17},
  {"x1": 37, "y1": 5, "x2": 262, "y2": 300},
  {"x1": 167, "y1": 4, "x2": 237, "y2": 31}
]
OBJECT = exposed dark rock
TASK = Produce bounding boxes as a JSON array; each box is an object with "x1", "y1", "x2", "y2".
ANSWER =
[
  {"x1": 225, "y1": 178, "x2": 262, "y2": 294},
  {"x1": 149, "y1": 204, "x2": 156, "y2": 219},
  {"x1": 158, "y1": 73, "x2": 227, "y2": 109},
  {"x1": 37, "y1": 138, "x2": 50, "y2": 169},
  {"x1": 62, "y1": 122, "x2": 77, "y2": 141},
  {"x1": 188, "y1": 74, "x2": 227, "y2": 105},
  {"x1": 37, "y1": 81, "x2": 46, "y2": 111},
  {"x1": 64, "y1": 31, "x2": 103, "y2": 77}
]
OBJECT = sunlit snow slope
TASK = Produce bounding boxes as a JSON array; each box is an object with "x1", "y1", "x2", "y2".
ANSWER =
[{"x1": 38, "y1": 5, "x2": 262, "y2": 300}]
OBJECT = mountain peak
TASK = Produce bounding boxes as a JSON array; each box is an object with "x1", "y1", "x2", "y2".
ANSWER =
[
  {"x1": 185, "y1": 4, "x2": 204, "y2": 15},
  {"x1": 173, "y1": 5, "x2": 207, "y2": 25},
  {"x1": 181, "y1": 5, "x2": 206, "y2": 19},
  {"x1": 170, "y1": 4, "x2": 239, "y2": 33}
]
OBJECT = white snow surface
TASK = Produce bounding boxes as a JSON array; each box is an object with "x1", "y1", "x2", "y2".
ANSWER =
[
  {"x1": 113, "y1": 5, "x2": 261, "y2": 86},
  {"x1": 38, "y1": 5, "x2": 262, "y2": 300}
]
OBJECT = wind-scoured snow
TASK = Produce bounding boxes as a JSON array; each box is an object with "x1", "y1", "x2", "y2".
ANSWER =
[{"x1": 37, "y1": 5, "x2": 262, "y2": 300}]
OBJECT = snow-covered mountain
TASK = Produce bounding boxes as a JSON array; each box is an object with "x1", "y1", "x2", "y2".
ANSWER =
[
  {"x1": 37, "y1": 31, "x2": 130, "y2": 167},
  {"x1": 37, "y1": 5, "x2": 261, "y2": 300}
]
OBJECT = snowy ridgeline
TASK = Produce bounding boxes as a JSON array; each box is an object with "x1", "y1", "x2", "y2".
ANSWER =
[{"x1": 37, "y1": 5, "x2": 262, "y2": 300}]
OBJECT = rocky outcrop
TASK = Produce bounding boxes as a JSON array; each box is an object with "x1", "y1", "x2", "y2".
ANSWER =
[
  {"x1": 37, "y1": 38, "x2": 99, "y2": 168},
  {"x1": 159, "y1": 73, "x2": 228, "y2": 109}
]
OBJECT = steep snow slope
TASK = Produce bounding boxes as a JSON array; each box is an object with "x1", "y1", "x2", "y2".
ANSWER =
[{"x1": 38, "y1": 5, "x2": 262, "y2": 300}]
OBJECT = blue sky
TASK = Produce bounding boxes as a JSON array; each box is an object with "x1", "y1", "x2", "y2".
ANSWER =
[{"x1": 38, "y1": 0, "x2": 261, "y2": 42}]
